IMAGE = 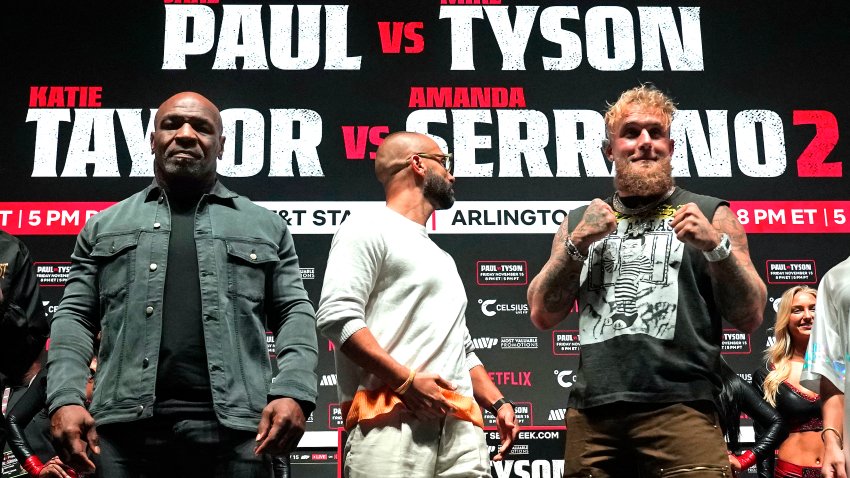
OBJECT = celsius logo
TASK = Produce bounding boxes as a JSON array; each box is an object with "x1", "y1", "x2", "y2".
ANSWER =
[
  {"x1": 548, "y1": 408, "x2": 566, "y2": 421},
  {"x1": 554, "y1": 369, "x2": 576, "y2": 388},
  {"x1": 480, "y1": 299, "x2": 497, "y2": 317},
  {"x1": 478, "y1": 299, "x2": 529, "y2": 317},
  {"x1": 319, "y1": 374, "x2": 337, "y2": 386},
  {"x1": 472, "y1": 337, "x2": 498, "y2": 349}
]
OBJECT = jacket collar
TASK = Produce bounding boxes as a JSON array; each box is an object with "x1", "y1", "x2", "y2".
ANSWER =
[{"x1": 143, "y1": 178, "x2": 239, "y2": 205}]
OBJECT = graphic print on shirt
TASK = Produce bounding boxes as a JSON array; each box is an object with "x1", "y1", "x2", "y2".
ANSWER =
[{"x1": 579, "y1": 204, "x2": 683, "y2": 344}]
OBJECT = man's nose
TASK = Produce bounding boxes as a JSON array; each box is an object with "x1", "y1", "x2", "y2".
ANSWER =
[
  {"x1": 175, "y1": 123, "x2": 197, "y2": 141},
  {"x1": 636, "y1": 129, "x2": 652, "y2": 147}
]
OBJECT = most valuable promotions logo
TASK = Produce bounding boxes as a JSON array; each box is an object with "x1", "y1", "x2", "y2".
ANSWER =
[{"x1": 473, "y1": 336, "x2": 539, "y2": 350}]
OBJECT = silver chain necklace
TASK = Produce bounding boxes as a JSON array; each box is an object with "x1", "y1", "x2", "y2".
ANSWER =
[{"x1": 612, "y1": 187, "x2": 676, "y2": 216}]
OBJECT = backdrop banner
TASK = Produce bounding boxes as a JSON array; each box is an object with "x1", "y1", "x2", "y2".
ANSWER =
[{"x1": 2, "y1": 2, "x2": 848, "y2": 476}]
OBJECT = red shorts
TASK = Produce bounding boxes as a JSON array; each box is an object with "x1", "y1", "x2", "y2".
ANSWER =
[{"x1": 774, "y1": 458, "x2": 821, "y2": 478}]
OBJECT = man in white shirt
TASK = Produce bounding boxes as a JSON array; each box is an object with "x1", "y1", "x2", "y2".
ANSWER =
[
  {"x1": 317, "y1": 131, "x2": 518, "y2": 477},
  {"x1": 803, "y1": 256, "x2": 850, "y2": 478}
]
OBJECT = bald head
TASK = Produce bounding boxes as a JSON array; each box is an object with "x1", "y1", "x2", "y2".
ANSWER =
[
  {"x1": 155, "y1": 91, "x2": 223, "y2": 135},
  {"x1": 151, "y1": 91, "x2": 225, "y2": 193},
  {"x1": 374, "y1": 132, "x2": 439, "y2": 185}
]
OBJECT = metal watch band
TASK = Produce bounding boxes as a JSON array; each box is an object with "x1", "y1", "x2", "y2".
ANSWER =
[
  {"x1": 564, "y1": 234, "x2": 588, "y2": 262},
  {"x1": 703, "y1": 232, "x2": 732, "y2": 262}
]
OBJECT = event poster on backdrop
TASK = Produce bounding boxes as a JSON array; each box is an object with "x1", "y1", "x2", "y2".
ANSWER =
[{"x1": 2, "y1": 1, "x2": 848, "y2": 476}]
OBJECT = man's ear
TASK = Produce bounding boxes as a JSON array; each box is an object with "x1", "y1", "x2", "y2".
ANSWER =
[
  {"x1": 150, "y1": 132, "x2": 155, "y2": 155},
  {"x1": 218, "y1": 136, "x2": 226, "y2": 159},
  {"x1": 668, "y1": 138, "x2": 674, "y2": 156},
  {"x1": 410, "y1": 154, "x2": 427, "y2": 178},
  {"x1": 602, "y1": 138, "x2": 613, "y2": 162}
]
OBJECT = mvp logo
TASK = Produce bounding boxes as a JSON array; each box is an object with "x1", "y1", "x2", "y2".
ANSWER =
[
  {"x1": 472, "y1": 337, "x2": 498, "y2": 349},
  {"x1": 548, "y1": 409, "x2": 566, "y2": 421}
]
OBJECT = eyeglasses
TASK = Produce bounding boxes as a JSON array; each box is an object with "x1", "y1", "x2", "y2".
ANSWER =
[{"x1": 415, "y1": 152, "x2": 453, "y2": 174}]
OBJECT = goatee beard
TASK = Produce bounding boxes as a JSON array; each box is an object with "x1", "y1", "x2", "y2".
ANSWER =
[
  {"x1": 423, "y1": 170, "x2": 455, "y2": 210},
  {"x1": 615, "y1": 160, "x2": 674, "y2": 197}
]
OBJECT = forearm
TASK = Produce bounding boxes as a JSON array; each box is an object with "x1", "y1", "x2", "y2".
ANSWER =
[
  {"x1": 272, "y1": 306, "x2": 319, "y2": 404},
  {"x1": 707, "y1": 207, "x2": 766, "y2": 333},
  {"x1": 528, "y1": 255, "x2": 582, "y2": 330},
  {"x1": 822, "y1": 377, "x2": 845, "y2": 445},
  {"x1": 743, "y1": 384, "x2": 788, "y2": 458},
  {"x1": 469, "y1": 365, "x2": 503, "y2": 409},
  {"x1": 5, "y1": 371, "x2": 48, "y2": 463},
  {"x1": 340, "y1": 328, "x2": 409, "y2": 390},
  {"x1": 5, "y1": 412, "x2": 36, "y2": 463},
  {"x1": 709, "y1": 251, "x2": 766, "y2": 333},
  {"x1": 46, "y1": 315, "x2": 96, "y2": 412}
]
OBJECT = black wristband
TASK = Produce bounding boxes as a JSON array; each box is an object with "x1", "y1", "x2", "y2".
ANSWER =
[{"x1": 490, "y1": 397, "x2": 513, "y2": 416}]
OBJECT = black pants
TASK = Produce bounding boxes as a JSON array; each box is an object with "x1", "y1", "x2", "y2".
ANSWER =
[{"x1": 96, "y1": 417, "x2": 272, "y2": 478}]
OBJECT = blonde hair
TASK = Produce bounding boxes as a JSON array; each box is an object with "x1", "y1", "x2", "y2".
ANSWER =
[
  {"x1": 604, "y1": 84, "x2": 677, "y2": 139},
  {"x1": 762, "y1": 285, "x2": 817, "y2": 406}
]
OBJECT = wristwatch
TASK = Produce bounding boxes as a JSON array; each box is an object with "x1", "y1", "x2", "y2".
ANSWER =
[
  {"x1": 564, "y1": 234, "x2": 588, "y2": 262},
  {"x1": 490, "y1": 397, "x2": 514, "y2": 416},
  {"x1": 703, "y1": 233, "x2": 732, "y2": 262}
]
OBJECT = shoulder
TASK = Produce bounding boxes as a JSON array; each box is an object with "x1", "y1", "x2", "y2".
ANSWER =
[
  {"x1": 331, "y1": 210, "x2": 387, "y2": 247},
  {"x1": 237, "y1": 200, "x2": 282, "y2": 227},
  {"x1": 79, "y1": 189, "x2": 150, "y2": 237},
  {"x1": 0, "y1": 230, "x2": 20, "y2": 245},
  {"x1": 0, "y1": 230, "x2": 25, "y2": 256},
  {"x1": 674, "y1": 188, "x2": 728, "y2": 217},
  {"x1": 91, "y1": 189, "x2": 149, "y2": 220}
]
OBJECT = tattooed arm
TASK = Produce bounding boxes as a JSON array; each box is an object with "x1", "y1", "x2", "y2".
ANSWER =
[
  {"x1": 671, "y1": 204, "x2": 766, "y2": 333},
  {"x1": 707, "y1": 206, "x2": 765, "y2": 332},
  {"x1": 528, "y1": 199, "x2": 617, "y2": 330}
]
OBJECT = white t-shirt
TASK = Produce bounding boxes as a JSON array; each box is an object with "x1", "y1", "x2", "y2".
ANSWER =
[
  {"x1": 316, "y1": 206, "x2": 480, "y2": 405},
  {"x1": 802, "y1": 255, "x2": 850, "y2": 468}
]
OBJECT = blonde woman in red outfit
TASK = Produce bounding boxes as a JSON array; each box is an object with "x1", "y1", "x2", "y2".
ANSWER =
[{"x1": 753, "y1": 286, "x2": 821, "y2": 478}]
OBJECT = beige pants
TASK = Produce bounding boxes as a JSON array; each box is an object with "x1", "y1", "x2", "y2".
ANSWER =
[{"x1": 344, "y1": 412, "x2": 490, "y2": 478}]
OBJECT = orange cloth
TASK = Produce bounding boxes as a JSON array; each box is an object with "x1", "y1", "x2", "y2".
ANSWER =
[{"x1": 343, "y1": 387, "x2": 483, "y2": 431}]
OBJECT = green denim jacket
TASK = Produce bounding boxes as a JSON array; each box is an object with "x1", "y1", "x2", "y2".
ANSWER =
[{"x1": 46, "y1": 181, "x2": 318, "y2": 431}]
